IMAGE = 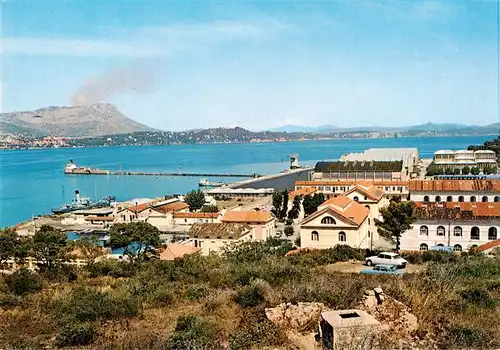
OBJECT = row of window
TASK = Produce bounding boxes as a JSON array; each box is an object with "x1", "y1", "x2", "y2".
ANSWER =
[
  {"x1": 420, "y1": 243, "x2": 464, "y2": 252},
  {"x1": 419, "y1": 225, "x2": 498, "y2": 240},
  {"x1": 423, "y1": 195, "x2": 500, "y2": 203},
  {"x1": 311, "y1": 230, "x2": 346, "y2": 242}
]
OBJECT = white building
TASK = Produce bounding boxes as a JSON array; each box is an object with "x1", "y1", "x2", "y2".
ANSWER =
[
  {"x1": 188, "y1": 222, "x2": 256, "y2": 255},
  {"x1": 433, "y1": 150, "x2": 497, "y2": 171},
  {"x1": 409, "y1": 180, "x2": 500, "y2": 203},
  {"x1": 400, "y1": 202, "x2": 500, "y2": 252},
  {"x1": 299, "y1": 196, "x2": 375, "y2": 250}
]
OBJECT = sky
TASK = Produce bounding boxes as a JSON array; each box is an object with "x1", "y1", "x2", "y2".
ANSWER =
[{"x1": 1, "y1": 0, "x2": 499, "y2": 131}]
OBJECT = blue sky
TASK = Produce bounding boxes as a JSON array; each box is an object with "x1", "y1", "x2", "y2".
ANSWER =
[{"x1": 2, "y1": 1, "x2": 499, "y2": 131}]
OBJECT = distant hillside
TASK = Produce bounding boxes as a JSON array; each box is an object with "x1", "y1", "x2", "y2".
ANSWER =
[
  {"x1": 0, "y1": 103, "x2": 155, "y2": 137},
  {"x1": 267, "y1": 122, "x2": 499, "y2": 134}
]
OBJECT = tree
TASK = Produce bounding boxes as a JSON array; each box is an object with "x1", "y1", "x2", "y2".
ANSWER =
[
  {"x1": 375, "y1": 201, "x2": 416, "y2": 252},
  {"x1": 453, "y1": 168, "x2": 461, "y2": 175},
  {"x1": 312, "y1": 193, "x2": 325, "y2": 208},
  {"x1": 470, "y1": 167, "x2": 480, "y2": 176},
  {"x1": 109, "y1": 222, "x2": 161, "y2": 263},
  {"x1": 70, "y1": 235, "x2": 106, "y2": 267},
  {"x1": 185, "y1": 190, "x2": 205, "y2": 211},
  {"x1": 271, "y1": 190, "x2": 284, "y2": 218},
  {"x1": 444, "y1": 168, "x2": 454, "y2": 175},
  {"x1": 284, "y1": 225, "x2": 294, "y2": 237},
  {"x1": 279, "y1": 192, "x2": 289, "y2": 220},
  {"x1": 294, "y1": 236, "x2": 301, "y2": 247},
  {"x1": 302, "y1": 195, "x2": 315, "y2": 217},
  {"x1": 462, "y1": 166, "x2": 470, "y2": 175},
  {"x1": 288, "y1": 196, "x2": 301, "y2": 221},
  {"x1": 0, "y1": 228, "x2": 21, "y2": 268},
  {"x1": 30, "y1": 225, "x2": 68, "y2": 270},
  {"x1": 483, "y1": 165, "x2": 493, "y2": 175},
  {"x1": 200, "y1": 205, "x2": 218, "y2": 213}
]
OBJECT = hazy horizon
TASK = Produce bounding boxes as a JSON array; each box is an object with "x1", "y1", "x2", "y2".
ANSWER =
[{"x1": 2, "y1": 1, "x2": 499, "y2": 130}]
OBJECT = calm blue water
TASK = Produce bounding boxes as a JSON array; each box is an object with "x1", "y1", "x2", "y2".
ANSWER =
[{"x1": 0, "y1": 136, "x2": 492, "y2": 227}]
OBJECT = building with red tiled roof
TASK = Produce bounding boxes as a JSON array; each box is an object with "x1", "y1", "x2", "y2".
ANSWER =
[
  {"x1": 221, "y1": 210, "x2": 276, "y2": 240},
  {"x1": 187, "y1": 223, "x2": 255, "y2": 255},
  {"x1": 158, "y1": 244, "x2": 201, "y2": 260},
  {"x1": 409, "y1": 179, "x2": 500, "y2": 203},
  {"x1": 400, "y1": 201, "x2": 500, "y2": 253},
  {"x1": 173, "y1": 212, "x2": 221, "y2": 226},
  {"x1": 300, "y1": 195, "x2": 376, "y2": 250},
  {"x1": 289, "y1": 187, "x2": 317, "y2": 200}
]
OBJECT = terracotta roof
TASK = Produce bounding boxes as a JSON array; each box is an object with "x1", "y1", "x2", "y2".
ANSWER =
[
  {"x1": 315, "y1": 160, "x2": 403, "y2": 172},
  {"x1": 343, "y1": 184, "x2": 384, "y2": 201},
  {"x1": 409, "y1": 180, "x2": 500, "y2": 192},
  {"x1": 303, "y1": 196, "x2": 369, "y2": 226},
  {"x1": 158, "y1": 244, "x2": 201, "y2": 260},
  {"x1": 155, "y1": 202, "x2": 189, "y2": 213},
  {"x1": 289, "y1": 187, "x2": 317, "y2": 200},
  {"x1": 85, "y1": 216, "x2": 114, "y2": 221},
  {"x1": 415, "y1": 202, "x2": 500, "y2": 220},
  {"x1": 189, "y1": 223, "x2": 252, "y2": 239},
  {"x1": 321, "y1": 196, "x2": 352, "y2": 209},
  {"x1": 221, "y1": 210, "x2": 273, "y2": 223},
  {"x1": 296, "y1": 180, "x2": 409, "y2": 187},
  {"x1": 121, "y1": 201, "x2": 158, "y2": 214},
  {"x1": 174, "y1": 212, "x2": 219, "y2": 219},
  {"x1": 477, "y1": 239, "x2": 500, "y2": 252}
]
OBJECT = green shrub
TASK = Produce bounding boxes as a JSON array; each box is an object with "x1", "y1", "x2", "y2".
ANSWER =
[
  {"x1": 235, "y1": 285, "x2": 264, "y2": 308},
  {"x1": 168, "y1": 315, "x2": 221, "y2": 349},
  {"x1": 87, "y1": 260, "x2": 136, "y2": 278},
  {"x1": 0, "y1": 292, "x2": 21, "y2": 308},
  {"x1": 4, "y1": 268, "x2": 43, "y2": 295},
  {"x1": 230, "y1": 318, "x2": 287, "y2": 349},
  {"x1": 460, "y1": 287, "x2": 498, "y2": 308},
  {"x1": 186, "y1": 284, "x2": 210, "y2": 301},
  {"x1": 422, "y1": 251, "x2": 458, "y2": 263},
  {"x1": 56, "y1": 322, "x2": 97, "y2": 346},
  {"x1": 51, "y1": 287, "x2": 139, "y2": 322},
  {"x1": 401, "y1": 251, "x2": 423, "y2": 264},
  {"x1": 447, "y1": 326, "x2": 491, "y2": 348},
  {"x1": 151, "y1": 285, "x2": 174, "y2": 306}
]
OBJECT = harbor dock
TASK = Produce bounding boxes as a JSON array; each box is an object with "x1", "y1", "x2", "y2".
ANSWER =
[{"x1": 65, "y1": 167, "x2": 261, "y2": 178}]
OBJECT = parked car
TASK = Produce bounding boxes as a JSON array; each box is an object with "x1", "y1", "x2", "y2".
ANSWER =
[
  {"x1": 365, "y1": 252, "x2": 408, "y2": 268},
  {"x1": 360, "y1": 264, "x2": 405, "y2": 276}
]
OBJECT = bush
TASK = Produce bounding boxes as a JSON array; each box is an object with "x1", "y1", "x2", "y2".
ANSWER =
[
  {"x1": 460, "y1": 287, "x2": 498, "y2": 308},
  {"x1": 88, "y1": 259, "x2": 136, "y2": 278},
  {"x1": 294, "y1": 236, "x2": 301, "y2": 247},
  {"x1": 284, "y1": 225, "x2": 294, "y2": 236},
  {"x1": 4, "y1": 268, "x2": 43, "y2": 295},
  {"x1": 168, "y1": 315, "x2": 221, "y2": 349},
  {"x1": 0, "y1": 292, "x2": 21, "y2": 308},
  {"x1": 151, "y1": 285, "x2": 174, "y2": 306},
  {"x1": 50, "y1": 287, "x2": 139, "y2": 322},
  {"x1": 235, "y1": 285, "x2": 264, "y2": 308},
  {"x1": 230, "y1": 314, "x2": 288, "y2": 349},
  {"x1": 447, "y1": 326, "x2": 491, "y2": 348},
  {"x1": 56, "y1": 322, "x2": 98, "y2": 346},
  {"x1": 186, "y1": 284, "x2": 210, "y2": 301}
]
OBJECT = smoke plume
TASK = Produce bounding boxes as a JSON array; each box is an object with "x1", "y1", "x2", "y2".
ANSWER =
[{"x1": 71, "y1": 60, "x2": 158, "y2": 105}]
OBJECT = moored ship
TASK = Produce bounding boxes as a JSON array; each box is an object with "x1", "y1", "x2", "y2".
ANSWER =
[
  {"x1": 198, "y1": 178, "x2": 225, "y2": 187},
  {"x1": 51, "y1": 190, "x2": 116, "y2": 214}
]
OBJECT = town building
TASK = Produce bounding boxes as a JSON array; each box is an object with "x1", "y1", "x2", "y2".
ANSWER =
[
  {"x1": 409, "y1": 180, "x2": 500, "y2": 203},
  {"x1": 299, "y1": 196, "x2": 376, "y2": 250},
  {"x1": 400, "y1": 202, "x2": 500, "y2": 252},
  {"x1": 61, "y1": 208, "x2": 115, "y2": 227},
  {"x1": 173, "y1": 212, "x2": 220, "y2": 226},
  {"x1": 221, "y1": 210, "x2": 276, "y2": 240},
  {"x1": 433, "y1": 149, "x2": 497, "y2": 171},
  {"x1": 312, "y1": 160, "x2": 405, "y2": 182},
  {"x1": 295, "y1": 180, "x2": 409, "y2": 201},
  {"x1": 188, "y1": 222, "x2": 255, "y2": 255},
  {"x1": 158, "y1": 243, "x2": 201, "y2": 260},
  {"x1": 339, "y1": 147, "x2": 420, "y2": 177},
  {"x1": 116, "y1": 200, "x2": 189, "y2": 225}
]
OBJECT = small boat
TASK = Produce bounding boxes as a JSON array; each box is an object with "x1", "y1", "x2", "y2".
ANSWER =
[{"x1": 198, "y1": 179, "x2": 225, "y2": 187}]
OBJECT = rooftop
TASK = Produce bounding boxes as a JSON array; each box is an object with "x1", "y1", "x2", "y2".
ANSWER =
[
  {"x1": 154, "y1": 201, "x2": 189, "y2": 214},
  {"x1": 344, "y1": 184, "x2": 384, "y2": 201},
  {"x1": 321, "y1": 309, "x2": 380, "y2": 328},
  {"x1": 296, "y1": 180, "x2": 409, "y2": 187},
  {"x1": 315, "y1": 160, "x2": 403, "y2": 173},
  {"x1": 158, "y1": 244, "x2": 201, "y2": 260},
  {"x1": 74, "y1": 208, "x2": 114, "y2": 215},
  {"x1": 221, "y1": 210, "x2": 273, "y2": 223},
  {"x1": 189, "y1": 222, "x2": 252, "y2": 239},
  {"x1": 415, "y1": 202, "x2": 500, "y2": 220},
  {"x1": 409, "y1": 180, "x2": 500, "y2": 192},
  {"x1": 289, "y1": 187, "x2": 317, "y2": 200},
  {"x1": 302, "y1": 195, "x2": 369, "y2": 226},
  {"x1": 174, "y1": 212, "x2": 220, "y2": 219}
]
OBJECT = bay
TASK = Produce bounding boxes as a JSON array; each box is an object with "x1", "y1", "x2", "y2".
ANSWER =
[{"x1": 0, "y1": 135, "x2": 492, "y2": 227}]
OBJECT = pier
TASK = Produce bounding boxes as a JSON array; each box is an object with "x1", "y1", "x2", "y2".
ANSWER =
[{"x1": 65, "y1": 168, "x2": 261, "y2": 178}]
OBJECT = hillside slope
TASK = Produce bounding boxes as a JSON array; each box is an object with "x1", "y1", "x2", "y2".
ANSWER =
[{"x1": 0, "y1": 103, "x2": 155, "y2": 137}]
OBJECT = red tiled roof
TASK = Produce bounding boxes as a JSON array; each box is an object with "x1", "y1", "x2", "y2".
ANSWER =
[
  {"x1": 289, "y1": 187, "x2": 317, "y2": 200},
  {"x1": 343, "y1": 184, "x2": 384, "y2": 201},
  {"x1": 155, "y1": 202, "x2": 189, "y2": 213},
  {"x1": 174, "y1": 212, "x2": 219, "y2": 219},
  {"x1": 415, "y1": 202, "x2": 500, "y2": 218},
  {"x1": 303, "y1": 195, "x2": 369, "y2": 226},
  {"x1": 221, "y1": 210, "x2": 273, "y2": 223},
  {"x1": 158, "y1": 244, "x2": 201, "y2": 260},
  {"x1": 477, "y1": 239, "x2": 500, "y2": 252},
  {"x1": 296, "y1": 180, "x2": 408, "y2": 187},
  {"x1": 409, "y1": 180, "x2": 500, "y2": 192}
]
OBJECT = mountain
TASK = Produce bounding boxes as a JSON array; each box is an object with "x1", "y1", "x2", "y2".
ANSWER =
[
  {"x1": 0, "y1": 103, "x2": 155, "y2": 137},
  {"x1": 268, "y1": 122, "x2": 499, "y2": 134}
]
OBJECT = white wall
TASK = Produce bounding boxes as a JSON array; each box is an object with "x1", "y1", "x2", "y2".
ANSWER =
[{"x1": 410, "y1": 192, "x2": 500, "y2": 203}]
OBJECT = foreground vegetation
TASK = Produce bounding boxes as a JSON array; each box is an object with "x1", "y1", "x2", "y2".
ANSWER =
[{"x1": 1, "y1": 233, "x2": 500, "y2": 348}]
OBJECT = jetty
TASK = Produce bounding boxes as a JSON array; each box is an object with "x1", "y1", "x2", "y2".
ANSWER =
[{"x1": 65, "y1": 167, "x2": 260, "y2": 178}]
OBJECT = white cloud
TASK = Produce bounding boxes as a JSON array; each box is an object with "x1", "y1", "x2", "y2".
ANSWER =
[{"x1": 1, "y1": 19, "x2": 291, "y2": 57}]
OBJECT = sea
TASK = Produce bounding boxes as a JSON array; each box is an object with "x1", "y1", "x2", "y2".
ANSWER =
[{"x1": 0, "y1": 135, "x2": 493, "y2": 228}]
